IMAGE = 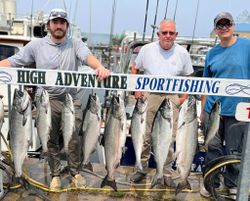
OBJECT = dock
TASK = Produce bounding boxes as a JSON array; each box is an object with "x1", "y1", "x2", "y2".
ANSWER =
[{"x1": 1, "y1": 157, "x2": 211, "y2": 201}]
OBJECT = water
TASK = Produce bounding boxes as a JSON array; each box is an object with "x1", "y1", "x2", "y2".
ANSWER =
[{"x1": 82, "y1": 32, "x2": 110, "y2": 46}]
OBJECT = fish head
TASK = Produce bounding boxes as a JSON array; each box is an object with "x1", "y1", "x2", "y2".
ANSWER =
[
  {"x1": 89, "y1": 94, "x2": 101, "y2": 114},
  {"x1": 12, "y1": 89, "x2": 30, "y2": 113},
  {"x1": 186, "y1": 95, "x2": 197, "y2": 121},
  {"x1": 111, "y1": 95, "x2": 124, "y2": 119},
  {"x1": 160, "y1": 98, "x2": 172, "y2": 120},
  {"x1": 135, "y1": 96, "x2": 148, "y2": 114},
  {"x1": 64, "y1": 93, "x2": 73, "y2": 105},
  {"x1": 40, "y1": 89, "x2": 50, "y2": 107},
  {"x1": 213, "y1": 101, "x2": 221, "y2": 114}
]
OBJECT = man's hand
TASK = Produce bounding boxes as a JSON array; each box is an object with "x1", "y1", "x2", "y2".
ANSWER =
[
  {"x1": 179, "y1": 96, "x2": 186, "y2": 105},
  {"x1": 95, "y1": 66, "x2": 110, "y2": 81},
  {"x1": 179, "y1": 94, "x2": 188, "y2": 105},
  {"x1": 134, "y1": 91, "x2": 144, "y2": 99}
]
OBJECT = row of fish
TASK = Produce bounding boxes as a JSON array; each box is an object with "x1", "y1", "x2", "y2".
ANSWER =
[
  {"x1": 9, "y1": 89, "x2": 78, "y2": 177},
  {"x1": 130, "y1": 95, "x2": 221, "y2": 193},
  {"x1": 6, "y1": 88, "x2": 221, "y2": 192}
]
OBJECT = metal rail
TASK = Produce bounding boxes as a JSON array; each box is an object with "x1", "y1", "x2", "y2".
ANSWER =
[{"x1": 237, "y1": 123, "x2": 250, "y2": 201}]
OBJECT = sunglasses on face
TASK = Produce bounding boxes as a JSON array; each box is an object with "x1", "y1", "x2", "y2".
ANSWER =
[
  {"x1": 216, "y1": 22, "x2": 232, "y2": 30},
  {"x1": 160, "y1": 31, "x2": 176, "y2": 36},
  {"x1": 50, "y1": 11, "x2": 67, "y2": 18}
]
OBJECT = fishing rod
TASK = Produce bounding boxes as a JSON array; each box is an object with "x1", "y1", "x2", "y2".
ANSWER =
[
  {"x1": 108, "y1": 0, "x2": 117, "y2": 70},
  {"x1": 151, "y1": 0, "x2": 160, "y2": 42},
  {"x1": 164, "y1": 0, "x2": 170, "y2": 19},
  {"x1": 142, "y1": 0, "x2": 150, "y2": 42},
  {"x1": 191, "y1": 0, "x2": 200, "y2": 42}
]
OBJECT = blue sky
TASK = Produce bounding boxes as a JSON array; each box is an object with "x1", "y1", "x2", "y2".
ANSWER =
[{"x1": 16, "y1": 0, "x2": 250, "y2": 37}]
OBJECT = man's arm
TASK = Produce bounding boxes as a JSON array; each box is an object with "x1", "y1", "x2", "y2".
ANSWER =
[
  {"x1": 86, "y1": 55, "x2": 110, "y2": 81},
  {"x1": 0, "y1": 59, "x2": 11, "y2": 67}
]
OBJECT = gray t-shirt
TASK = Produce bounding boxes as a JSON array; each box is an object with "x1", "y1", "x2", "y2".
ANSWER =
[
  {"x1": 8, "y1": 35, "x2": 92, "y2": 100},
  {"x1": 135, "y1": 41, "x2": 194, "y2": 76}
]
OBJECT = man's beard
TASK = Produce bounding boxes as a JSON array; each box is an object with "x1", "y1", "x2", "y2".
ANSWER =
[{"x1": 50, "y1": 29, "x2": 67, "y2": 39}]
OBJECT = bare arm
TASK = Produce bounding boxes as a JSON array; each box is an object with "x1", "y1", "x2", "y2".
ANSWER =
[
  {"x1": 86, "y1": 55, "x2": 110, "y2": 81},
  {"x1": 131, "y1": 62, "x2": 139, "y2": 74},
  {"x1": 179, "y1": 94, "x2": 188, "y2": 105},
  {"x1": 0, "y1": 59, "x2": 11, "y2": 67}
]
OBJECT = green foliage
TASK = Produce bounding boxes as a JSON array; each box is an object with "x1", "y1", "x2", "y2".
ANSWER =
[{"x1": 112, "y1": 32, "x2": 126, "y2": 45}]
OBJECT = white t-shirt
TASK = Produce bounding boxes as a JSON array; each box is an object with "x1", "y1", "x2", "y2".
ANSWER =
[{"x1": 135, "y1": 41, "x2": 193, "y2": 76}]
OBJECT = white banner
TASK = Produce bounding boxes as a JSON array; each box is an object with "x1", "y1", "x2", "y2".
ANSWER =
[{"x1": 0, "y1": 67, "x2": 250, "y2": 97}]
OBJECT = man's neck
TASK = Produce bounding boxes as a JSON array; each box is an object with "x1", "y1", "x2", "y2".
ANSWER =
[
  {"x1": 220, "y1": 36, "x2": 237, "y2": 47},
  {"x1": 50, "y1": 36, "x2": 66, "y2": 44}
]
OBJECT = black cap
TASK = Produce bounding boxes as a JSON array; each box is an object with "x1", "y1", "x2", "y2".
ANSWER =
[{"x1": 214, "y1": 12, "x2": 234, "y2": 27}]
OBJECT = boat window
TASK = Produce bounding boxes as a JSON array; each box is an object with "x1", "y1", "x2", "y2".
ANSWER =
[
  {"x1": 11, "y1": 21, "x2": 24, "y2": 35},
  {"x1": 0, "y1": 44, "x2": 19, "y2": 60},
  {"x1": 0, "y1": 31, "x2": 8, "y2": 35},
  {"x1": 33, "y1": 24, "x2": 47, "y2": 38}
]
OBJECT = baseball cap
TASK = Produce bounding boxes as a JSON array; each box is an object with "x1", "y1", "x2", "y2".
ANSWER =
[
  {"x1": 48, "y1": 8, "x2": 68, "y2": 22},
  {"x1": 214, "y1": 12, "x2": 234, "y2": 27}
]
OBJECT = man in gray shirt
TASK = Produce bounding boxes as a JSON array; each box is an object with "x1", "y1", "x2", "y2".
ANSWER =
[{"x1": 0, "y1": 8, "x2": 110, "y2": 190}]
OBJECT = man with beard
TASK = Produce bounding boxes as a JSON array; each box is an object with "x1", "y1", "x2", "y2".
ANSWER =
[{"x1": 0, "y1": 8, "x2": 110, "y2": 190}]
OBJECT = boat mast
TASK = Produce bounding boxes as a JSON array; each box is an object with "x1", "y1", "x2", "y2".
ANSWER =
[
  {"x1": 151, "y1": 0, "x2": 160, "y2": 42},
  {"x1": 164, "y1": 0, "x2": 170, "y2": 19},
  {"x1": 142, "y1": 0, "x2": 149, "y2": 42}
]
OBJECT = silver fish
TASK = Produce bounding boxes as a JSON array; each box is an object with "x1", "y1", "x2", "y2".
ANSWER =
[
  {"x1": 101, "y1": 94, "x2": 127, "y2": 191},
  {"x1": 175, "y1": 95, "x2": 198, "y2": 195},
  {"x1": 35, "y1": 89, "x2": 51, "y2": 157},
  {"x1": 61, "y1": 93, "x2": 75, "y2": 153},
  {"x1": 151, "y1": 98, "x2": 173, "y2": 188},
  {"x1": 10, "y1": 89, "x2": 32, "y2": 177},
  {"x1": 82, "y1": 94, "x2": 101, "y2": 170},
  {"x1": 0, "y1": 95, "x2": 4, "y2": 132},
  {"x1": 131, "y1": 96, "x2": 148, "y2": 171},
  {"x1": 204, "y1": 101, "x2": 221, "y2": 147}
]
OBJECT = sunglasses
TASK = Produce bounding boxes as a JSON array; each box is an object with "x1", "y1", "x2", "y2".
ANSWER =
[
  {"x1": 50, "y1": 11, "x2": 67, "y2": 19},
  {"x1": 160, "y1": 31, "x2": 176, "y2": 36},
  {"x1": 216, "y1": 22, "x2": 232, "y2": 30}
]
